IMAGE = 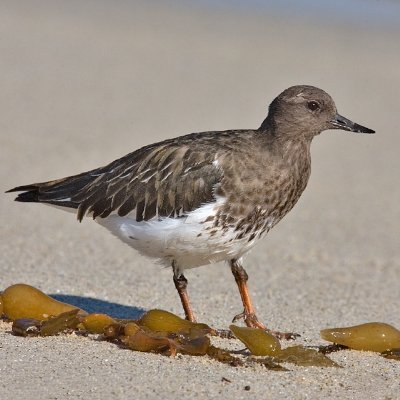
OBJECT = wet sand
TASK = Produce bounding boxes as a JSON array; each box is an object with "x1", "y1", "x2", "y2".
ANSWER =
[{"x1": 1, "y1": 1, "x2": 399, "y2": 399}]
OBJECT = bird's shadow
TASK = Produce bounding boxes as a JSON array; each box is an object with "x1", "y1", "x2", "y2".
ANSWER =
[{"x1": 50, "y1": 294, "x2": 145, "y2": 319}]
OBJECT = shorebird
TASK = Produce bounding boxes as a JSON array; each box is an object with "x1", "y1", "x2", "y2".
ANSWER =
[{"x1": 7, "y1": 85, "x2": 374, "y2": 338}]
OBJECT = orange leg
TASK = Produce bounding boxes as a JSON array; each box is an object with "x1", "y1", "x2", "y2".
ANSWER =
[
  {"x1": 173, "y1": 271, "x2": 197, "y2": 323},
  {"x1": 230, "y1": 259, "x2": 298, "y2": 340},
  {"x1": 230, "y1": 259, "x2": 267, "y2": 329},
  {"x1": 172, "y1": 265, "x2": 234, "y2": 338}
]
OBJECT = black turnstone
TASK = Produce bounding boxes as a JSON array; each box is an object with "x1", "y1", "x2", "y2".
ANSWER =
[{"x1": 7, "y1": 85, "x2": 375, "y2": 338}]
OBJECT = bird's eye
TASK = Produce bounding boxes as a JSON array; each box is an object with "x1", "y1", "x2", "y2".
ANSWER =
[{"x1": 307, "y1": 101, "x2": 320, "y2": 111}]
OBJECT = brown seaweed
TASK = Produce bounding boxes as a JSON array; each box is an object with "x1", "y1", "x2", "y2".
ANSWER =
[
  {"x1": 381, "y1": 348, "x2": 400, "y2": 361},
  {"x1": 321, "y1": 322, "x2": 400, "y2": 353},
  {"x1": 81, "y1": 313, "x2": 118, "y2": 334},
  {"x1": 2, "y1": 284, "x2": 85, "y2": 321},
  {"x1": 230, "y1": 325, "x2": 281, "y2": 356},
  {"x1": 138, "y1": 309, "x2": 211, "y2": 336},
  {"x1": 12, "y1": 309, "x2": 80, "y2": 336},
  {"x1": 3, "y1": 283, "x2": 398, "y2": 370}
]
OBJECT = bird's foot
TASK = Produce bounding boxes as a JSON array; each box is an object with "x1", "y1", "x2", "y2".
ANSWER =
[
  {"x1": 232, "y1": 310, "x2": 299, "y2": 340},
  {"x1": 267, "y1": 329, "x2": 300, "y2": 341},
  {"x1": 232, "y1": 310, "x2": 267, "y2": 329},
  {"x1": 210, "y1": 328, "x2": 235, "y2": 339}
]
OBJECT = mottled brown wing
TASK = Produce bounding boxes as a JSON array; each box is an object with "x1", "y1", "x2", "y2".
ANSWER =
[
  {"x1": 8, "y1": 130, "x2": 254, "y2": 220},
  {"x1": 72, "y1": 141, "x2": 223, "y2": 222}
]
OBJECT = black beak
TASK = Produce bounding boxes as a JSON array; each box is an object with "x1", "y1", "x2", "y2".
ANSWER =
[{"x1": 330, "y1": 113, "x2": 375, "y2": 134}]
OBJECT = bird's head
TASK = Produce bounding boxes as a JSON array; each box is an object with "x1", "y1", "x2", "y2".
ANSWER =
[{"x1": 260, "y1": 85, "x2": 375, "y2": 139}]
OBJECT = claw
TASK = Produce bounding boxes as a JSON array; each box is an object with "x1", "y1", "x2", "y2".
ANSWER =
[
  {"x1": 232, "y1": 309, "x2": 299, "y2": 340},
  {"x1": 210, "y1": 328, "x2": 235, "y2": 339},
  {"x1": 232, "y1": 311, "x2": 245, "y2": 324},
  {"x1": 268, "y1": 330, "x2": 300, "y2": 341},
  {"x1": 232, "y1": 310, "x2": 266, "y2": 329}
]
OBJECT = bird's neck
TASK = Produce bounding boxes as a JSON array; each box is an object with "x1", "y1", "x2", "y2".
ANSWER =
[
  {"x1": 259, "y1": 114, "x2": 317, "y2": 142},
  {"x1": 257, "y1": 130, "x2": 312, "y2": 185},
  {"x1": 257, "y1": 128, "x2": 312, "y2": 160},
  {"x1": 280, "y1": 136, "x2": 312, "y2": 161}
]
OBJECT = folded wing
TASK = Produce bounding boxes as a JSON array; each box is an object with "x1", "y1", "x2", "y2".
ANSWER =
[{"x1": 7, "y1": 138, "x2": 223, "y2": 222}]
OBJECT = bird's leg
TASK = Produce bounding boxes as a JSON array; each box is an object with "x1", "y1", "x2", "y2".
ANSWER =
[
  {"x1": 172, "y1": 271, "x2": 235, "y2": 338},
  {"x1": 230, "y1": 259, "x2": 267, "y2": 329},
  {"x1": 172, "y1": 263, "x2": 197, "y2": 322},
  {"x1": 230, "y1": 259, "x2": 298, "y2": 340}
]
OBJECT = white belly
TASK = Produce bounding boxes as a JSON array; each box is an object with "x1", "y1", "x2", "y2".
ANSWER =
[{"x1": 96, "y1": 197, "x2": 269, "y2": 270}]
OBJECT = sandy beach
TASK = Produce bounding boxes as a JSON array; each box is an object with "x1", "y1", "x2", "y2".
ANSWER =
[{"x1": 1, "y1": 1, "x2": 399, "y2": 398}]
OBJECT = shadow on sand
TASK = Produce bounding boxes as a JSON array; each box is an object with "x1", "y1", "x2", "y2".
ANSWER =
[{"x1": 50, "y1": 294, "x2": 145, "y2": 319}]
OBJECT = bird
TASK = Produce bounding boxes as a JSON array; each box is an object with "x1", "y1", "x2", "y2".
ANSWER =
[{"x1": 7, "y1": 85, "x2": 375, "y2": 338}]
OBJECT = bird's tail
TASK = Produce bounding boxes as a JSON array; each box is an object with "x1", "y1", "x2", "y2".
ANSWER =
[{"x1": 6, "y1": 171, "x2": 96, "y2": 210}]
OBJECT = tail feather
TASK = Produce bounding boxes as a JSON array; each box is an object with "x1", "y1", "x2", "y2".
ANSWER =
[
  {"x1": 6, "y1": 172, "x2": 96, "y2": 209},
  {"x1": 6, "y1": 184, "x2": 41, "y2": 193},
  {"x1": 10, "y1": 189, "x2": 39, "y2": 203}
]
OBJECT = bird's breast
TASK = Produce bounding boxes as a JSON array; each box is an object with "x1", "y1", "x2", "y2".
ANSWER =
[{"x1": 215, "y1": 142, "x2": 311, "y2": 241}]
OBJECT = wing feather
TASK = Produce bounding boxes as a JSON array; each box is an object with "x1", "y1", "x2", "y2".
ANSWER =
[
  {"x1": 8, "y1": 130, "x2": 254, "y2": 221},
  {"x1": 69, "y1": 143, "x2": 223, "y2": 221}
]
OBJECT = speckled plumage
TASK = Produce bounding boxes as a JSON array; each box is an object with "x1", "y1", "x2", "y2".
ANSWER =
[{"x1": 7, "y1": 85, "x2": 374, "y2": 332}]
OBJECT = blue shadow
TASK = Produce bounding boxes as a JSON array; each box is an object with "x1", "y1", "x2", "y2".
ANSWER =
[{"x1": 50, "y1": 294, "x2": 145, "y2": 319}]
